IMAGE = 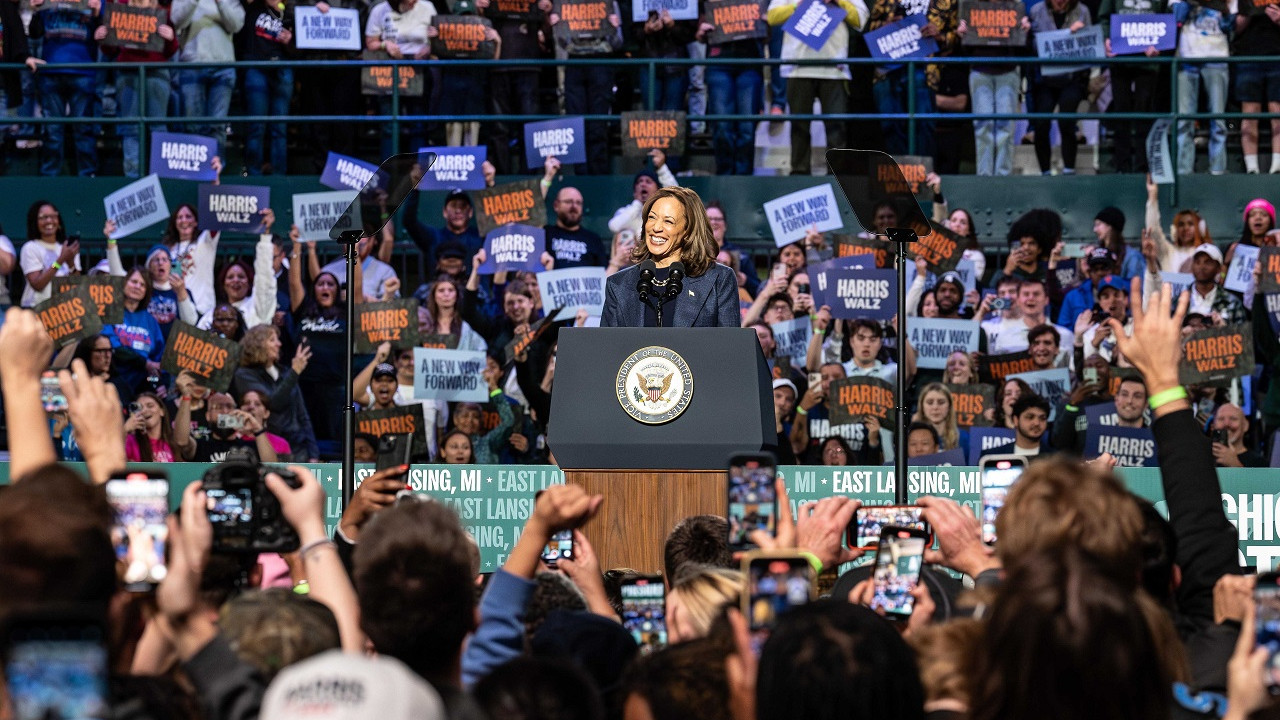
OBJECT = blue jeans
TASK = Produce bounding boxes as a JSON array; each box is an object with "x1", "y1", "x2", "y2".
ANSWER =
[
  {"x1": 969, "y1": 69, "x2": 1019, "y2": 176},
  {"x1": 1177, "y1": 62, "x2": 1228, "y2": 175},
  {"x1": 873, "y1": 66, "x2": 934, "y2": 157},
  {"x1": 243, "y1": 67, "x2": 293, "y2": 174},
  {"x1": 178, "y1": 67, "x2": 236, "y2": 155},
  {"x1": 38, "y1": 73, "x2": 97, "y2": 177},
  {"x1": 707, "y1": 65, "x2": 762, "y2": 175},
  {"x1": 768, "y1": 28, "x2": 786, "y2": 110},
  {"x1": 638, "y1": 70, "x2": 689, "y2": 112},
  {"x1": 687, "y1": 41, "x2": 706, "y2": 132},
  {"x1": 117, "y1": 69, "x2": 171, "y2": 178}
]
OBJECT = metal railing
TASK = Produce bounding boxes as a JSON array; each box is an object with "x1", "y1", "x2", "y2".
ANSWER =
[{"x1": 5, "y1": 54, "x2": 1280, "y2": 180}]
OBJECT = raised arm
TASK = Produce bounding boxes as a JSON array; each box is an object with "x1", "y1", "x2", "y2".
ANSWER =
[
  {"x1": 0, "y1": 309, "x2": 58, "y2": 480},
  {"x1": 351, "y1": 343, "x2": 390, "y2": 406}
]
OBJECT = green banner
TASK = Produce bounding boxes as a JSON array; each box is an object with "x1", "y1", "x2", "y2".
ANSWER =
[{"x1": 2, "y1": 463, "x2": 1276, "y2": 571}]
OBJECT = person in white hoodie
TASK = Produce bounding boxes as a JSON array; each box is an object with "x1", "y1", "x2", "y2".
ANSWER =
[
  {"x1": 171, "y1": 0, "x2": 244, "y2": 154},
  {"x1": 766, "y1": 0, "x2": 865, "y2": 175},
  {"x1": 1171, "y1": 0, "x2": 1234, "y2": 175},
  {"x1": 192, "y1": 207, "x2": 279, "y2": 330}
]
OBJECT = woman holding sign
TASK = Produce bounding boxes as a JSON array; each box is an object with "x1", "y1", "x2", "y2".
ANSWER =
[{"x1": 601, "y1": 186, "x2": 739, "y2": 328}]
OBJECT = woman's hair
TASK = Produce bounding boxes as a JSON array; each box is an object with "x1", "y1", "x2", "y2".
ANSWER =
[
  {"x1": 219, "y1": 588, "x2": 341, "y2": 683},
  {"x1": 912, "y1": 383, "x2": 960, "y2": 450},
  {"x1": 820, "y1": 435, "x2": 855, "y2": 466},
  {"x1": 1240, "y1": 202, "x2": 1276, "y2": 245},
  {"x1": 162, "y1": 203, "x2": 199, "y2": 246},
  {"x1": 1172, "y1": 209, "x2": 1211, "y2": 248},
  {"x1": 908, "y1": 618, "x2": 982, "y2": 707},
  {"x1": 668, "y1": 565, "x2": 742, "y2": 641},
  {"x1": 629, "y1": 187, "x2": 719, "y2": 278},
  {"x1": 425, "y1": 277, "x2": 463, "y2": 335},
  {"x1": 26, "y1": 200, "x2": 65, "y2": 242},
  {"x1": 215, "y1": 259, "x2": 255, "y2": 304},
  {"x1": 1006, "y1": 209, "x2": 1061, "y2": 262},
  {"x1": 240, "y1": 325, "x2": 280, "y2": 368},
  {"x1": 993, "y1": 378, "x2": 1034, "y2": 428},
  {"x1": 916, "y1": 289, "x2": 937, "y2": 317},
  {"x1": 624, "y1": 628, "x2": 734, "y2": 720},
  {"x1": 949, "y1": 207, "x2": 980, "y2": 249},
  {"x1": 239, "y1": 387, "x2": 272, "y2": 408},
  {"x1": 968, "y1": 548, "x2": 1171, "y2": 720},
  {"x1": 131, "y1": 392, "x2": 172, "y2": 462},
  {"x1": 435, "y1": 429, "x2": 474, "y2": 463},
  {"x1": 124, "y1": 267, "x2": 153, "y2": 311},
  {"x1": 299, "y1": 271, "x2": 343, "y2": 320},
  {"x1": 941, "y1": 351, "x2": 974, "y2": 384},
  {"x1": 73, "y1": 334, "x2": 112, "y2": 374},
  {"x1": 211, "y1": 303, "x2": 247, "y2": 342}
]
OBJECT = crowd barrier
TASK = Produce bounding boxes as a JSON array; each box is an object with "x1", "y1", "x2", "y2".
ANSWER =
[{"x1": 3, "y1": 462, "x2": 1277, "y2": 572}]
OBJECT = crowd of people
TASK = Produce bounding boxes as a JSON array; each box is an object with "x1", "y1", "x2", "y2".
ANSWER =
[
  {"x1": 0, "y1": 0, "x2": 1279, "y2": 176},
  {"x1": 0, "y1": 277, "x2": 1278, "y2": 720},
  {"x1": 0, "y1": 163, "x2": 1276, "y2": 468}
]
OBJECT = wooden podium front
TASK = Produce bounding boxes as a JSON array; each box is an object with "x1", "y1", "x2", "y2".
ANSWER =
[{"x1": 567, "y1": 469, "x2": 726, "y2": 573}]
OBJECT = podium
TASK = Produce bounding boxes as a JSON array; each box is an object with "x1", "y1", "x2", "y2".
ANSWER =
[{"x1": 548, "y1": 327, "x2": 775, "y2": 572}]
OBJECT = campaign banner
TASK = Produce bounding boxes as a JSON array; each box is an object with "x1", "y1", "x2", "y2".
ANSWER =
[
  {"x1": 809, "y1": 255, "x2": 869, "y2": 309},
  {"x1": 1266, "y1": 294, "x2": 1280, "y2": 336},
  {"x1": 1225, "y1": 244, "x2": 1260, "y2": 294},
  {"x1": 1242, "y1": 0, "x2": 1280, "y2": 15},
  {"x1": 477, "y1": 224, "x2": 547, "y2": 274},
  {"x1": 763, "y1": 184, "x2": 843, "y2": 246},
  {"x1": 1160, "y1": 271, "x2": 1194, "y2": 298},
  {"x1": 319, "y1": 152, "x2": 378, "y2": 192},
  {"x1": 35, "y1": 288, "x2": 102, "y2": 348},
  {"x1": 905, "y1": 256, "x2": 978, "y2": 298},
  {"x1": 475, "y1": 179, "x2": 546, "y2": 235},
  {"x1": 771, "y1": 356, "x2": 793, "y2": 380},
  {"x1": 1034, "y1": 25, "x2": 1104, "y2": 76},
  {"x1": 421, "y1": 334, "x2": 460, "y2": 350},
  {"x1": 621, "y1": 111, "x2": 687, "y2": 157},
  {"x1": 524, "y1": 116, "x2": 587, "y2": 169},
  {"x1": 890, "y1": 154, "x2": 933, "y2": 196},
  {"x1": 1180, "y1": 323, "x2": 1255, "y2": 385},
  {"x1": 821, "y1": 267, "x2": 897, "y2": 321},
  {"x1": 1109, "y1": 13, "x2": 1176, "y2": 54},
  {"x1": 503, "y1": 307, "x2": 562, "y2": 367},
  {"x1": 537, "y1": 267, "x2": 606, "y2": 317},
  {"x1": 707, "y1": 0, "x2": 767, "y2": 43},
  {"x1": 198, "y1": 184, "x2": 270, "y2": 234},
  {"x1": 295, "y1": 6, "x2": 363, "y2": 50},
  {"x1": 947, "y1": 383, "x2": 995, "y2": 428},
  {"x1": 53, "y1": 276, "x2": 126, "y2": 325},
  {"x1": 631, "y1": 0, "x2": 699, "y2": 22},
  {"x1": 909, "y1": 222, "x2": 964, "y2": 274},
  {"x1": 907, "y1": 318, "x2": 979, "y2": 370},
  {"x1": 160, "y1": 322, "x2": 241, "y2": 391},
  {"x1": 979, "y1": 350, "x2": 1035, "y2": 383},
  {"x1": 905, "y1": 447, "x2": 967, "y2": 466},
  {"x1": 104, "y1": 174, "x2": 170, "y2": 240},
  {"x1": 430, "y1": 15, "x2": 498, "y2": 58},
  {"x1": 1259, "y1": 247, "x2": 1280, "y2": 294},
  {"x1": 1008, "y1": 367, "x2": 1071, "y2": 417},
  {"x1": 1147, "y1": 118, "x2": 1175, "y2": 185},
  {"x1": 361, "y1": 51, "x2": 425, "y2": 96},
  {"x1": 416, "y1": 146, "x2": 487, "y2": 190},
  {"x1": 959, "y1": 0, "x2": 1026, "y2": 46},
  {"x1": 834, "y1": 234, "x2": 890, "y2": 268},
  {"x1": 414, "y1": 348, "x2": 489, "y2": 402},
  {"x1": 770, "y1": 317, "x2": 813, "y2": 366},
  {"x1": 148, "y1": 131, "x2": 218, "y2": 181},
  {"x1": 969, "y1": 426, "x2": 1015, "y2": 460},
  {"x1": 1052, "y1": 258, "x2": 1081, "y2": 291},
  {"x1": 355, "y1": 404, "x2": 429, "y2": 459},
  {"x1": 486, "y1": 0, "x2": 537, "y2": 19},
  {"x1": 783, "y1": 0, "x2": 847, "y2": 50},
  {"x1": 864, "y1": 15, "x2": 939, "y2": 61},
  {"x1": 355, "y1": 299, "x2": 422, "y2": 354},
  {"x1": 292, "y1": 190, "x2": 357, "y2": 243},
  {"x1": 552, "y1": 0, "x2": 613, "y2": 49},
  {"x1": 828, "y1": 376, "x2": 895, "y2": 425},
  {"x1": 100, "y1": 4, "x2": 165, "y2": 52},
  {"x1": 1085, "y1": 425, "x2": 1158, "y2": 466}
]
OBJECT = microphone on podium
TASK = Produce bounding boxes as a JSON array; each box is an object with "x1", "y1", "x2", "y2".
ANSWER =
[{"x1": 636, "y1": 259, "x2": 657, "y2": 305}]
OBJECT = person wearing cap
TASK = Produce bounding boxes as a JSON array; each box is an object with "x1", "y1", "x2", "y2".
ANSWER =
[
  {"x1": 1077, "y1": 274, "x2": 1131, "y2": 362},
  {"x1": 404, "y1": 187, "x2": 484, "y2": 276},
  {"x1": 1188, "y1": 242, "x2": 1245, "y2": 327},
  {"x1": 772, "y1": 378, "x2": 799, "y2": 463},
  {"x1": 546, "y1": 186, "x2": 607, "y2": 269},
  {"x1": 351, "y1": 343, "x2": 449, "y2": 458},
  {"x1": 141, "y1": 241, "x2": 198, "y2": 338},
  {"x1": 1056, "y1": 246, "x2": 1116, "y2": 327},
  {"x1": 1224, "y1": 197, "x2": 1277, "y2": 269},
  {"x1": 261, "y1": 650, "x2": 448, "y2": 720},
  {"x1": 607, "y1": 150, "x2": 679, "y2": 241},
  {"x1": 1093, "y1": 206, "x2": 1145, "y2": 282}
]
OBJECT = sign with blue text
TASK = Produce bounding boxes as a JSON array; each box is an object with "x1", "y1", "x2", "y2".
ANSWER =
[{"x1": 149, "y1": 132, "x2": 218, "y2": 181}]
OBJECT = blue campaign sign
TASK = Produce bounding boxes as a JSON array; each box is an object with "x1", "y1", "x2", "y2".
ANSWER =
[
  {"x1": 477, "y1": 224, "x2": 547, "y2": 274},
  {"x1": 1085, "y1": 401, "x2": 1120, "y2": 426},
  {"x1": 198, "y1": 184, "x2": 272, "y2": 234},
  {"x1": 417, "y1": 146, "x2": 487, "y2": 190},
  {"x1": 809, "y1": 255, "x2": 869, "y2": 309},
  {"x1": 1085, "y1": 425, "x2": 1158, "y2": 466},
  {"x1": 864, "y1": 15, "x2": 939, "y2": 61},
  {"x1": 524, "y1": 116, "x2": 587, "y2": 169},
  {"x1": 821, "y1": 267, "x2": 897, "y2": 321},
  {"x1": 782, "y1": 0, "x2": 847, "y2": 50},
  {"x1": 906, "y1": 447, "x2": 967, "y2": 466},
  {"x1": 1109, "y1": 13, "x2": 1176, "y2": 54},
  {"x1": 319, "y1": 151, "x2": 378, "y2": 192},
  {"x1": 969, "y1": 426, "x2": 1014, "y2": 461},
  {"x1": 148, "y1": 132, "x2": 218, "y2": 181}
]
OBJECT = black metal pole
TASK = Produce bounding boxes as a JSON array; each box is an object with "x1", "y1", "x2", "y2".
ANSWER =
[
  {"x1": 341, "y1": 237, "x2": 358, "y2": 508},
  {"x1": 895, "y1": 241, "x2": 908, "y2": 504}
]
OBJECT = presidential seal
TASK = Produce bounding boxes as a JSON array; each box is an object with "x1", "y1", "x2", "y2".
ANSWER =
[{"x1": 616, "y1": 346, "x2": 694, "y2": 425}]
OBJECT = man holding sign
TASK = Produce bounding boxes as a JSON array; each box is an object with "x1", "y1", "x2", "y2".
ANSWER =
[
  {"x1": 98, "y1": 0, "x2": 178, "y2": 178},
  {"x1": 864, "y1": 0, "x2": 947, "y2": 157}
]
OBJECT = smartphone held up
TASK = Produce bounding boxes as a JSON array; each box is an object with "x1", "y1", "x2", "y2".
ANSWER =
[
  {"x1": 980, "y1": 455, "x2": 1026, "y2": 545},
  {"x1": 727, "y1": 453, "x2": 778, "y2": 552},
  {"x1": 620, "y1": 575, "x2": 667, "y2": 655},
  {"x1": 106, "y1": 471, "x2": 170, "y2": 591}
]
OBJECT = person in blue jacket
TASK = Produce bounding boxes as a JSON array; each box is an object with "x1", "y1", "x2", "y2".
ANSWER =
[{"x1": 110, "y1": 267, "x2": 166, "y2": 393}]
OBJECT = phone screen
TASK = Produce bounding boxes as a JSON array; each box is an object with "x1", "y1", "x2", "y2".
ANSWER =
[
  {"x1": 41, "y1": 373, "x2": 67, "y2": 414},
  {"x1": 849, "y1": 505, "x2": 928, "y2": 548},
  {"x1": 5, "y1": 622, "x2": 109, "y2": 720},
  {"x1": 745, "y1": 556, "x2": 813, "y2": 640},
  {"x1": 620, "y1": 576, "x2": 666, "y2": 656},
  {"x1": 981, "y1": 457, "x2": 1026, "y2": 545},
  {"x1": 541, "y1": 529, "x2": 573, "y2": 568},
  {"x1": 728, "y1": 455, "x2": 777, "y2": 551},
  {"x1": 1257, "y1": 574, "x2": 1280, "y2": 689},
  {"x1": 206, "y1": 487, "x2": 254, "y2": 528},
  {"x1": 106, "y1": 473, "x2": 170, "y2": 590},
  {"x1": 870, "y1": 528, "x2": 927, "y2": 618}
]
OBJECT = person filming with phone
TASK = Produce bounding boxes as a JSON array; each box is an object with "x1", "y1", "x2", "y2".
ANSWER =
[{"x1": 1210, "y1": 403, "x2": 1265, "y2": 468}]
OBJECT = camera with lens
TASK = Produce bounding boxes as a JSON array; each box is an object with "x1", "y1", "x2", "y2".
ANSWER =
[{"x1": 202, "y1": 449, "x2": 301, "y2": 554}]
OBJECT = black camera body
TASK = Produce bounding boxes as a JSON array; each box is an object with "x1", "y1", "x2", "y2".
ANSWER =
[{"x1": 202, "y1": 451, "x2": 302, "y2": 554}]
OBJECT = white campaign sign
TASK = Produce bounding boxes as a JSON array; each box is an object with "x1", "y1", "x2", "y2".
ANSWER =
[
  {"x1": 1225, "y1": 244, "x2": 1259, "y2": 294},
  {"x1": 763, "y1": 184, "x2": 843, "y2": 246},
  {"x1": 413, "y1": 348, "x2": 488, "y2": 402},
  {"x1": 536, "y1": 266, "x2": 607, "y2": 317},
  {"x1": 292, "y1": 190, "x2": 358, "y2": 243},
  {"x1": 907, "y1": 317, "x2": 979, "y2": 370},
  {"x1": 295, "y1": 7, "x2": 362, "y2": 50},
  {"x1": 104, "y1": 174, "x2": 170, "y2": 239}
]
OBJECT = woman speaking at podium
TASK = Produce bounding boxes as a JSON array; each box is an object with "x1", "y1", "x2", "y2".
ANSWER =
[{"x1": 601, "y1": 186, "x2": 740, "y2": 328}]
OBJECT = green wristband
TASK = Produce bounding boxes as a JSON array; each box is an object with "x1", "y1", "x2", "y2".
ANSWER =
[
  {"x1": 799, "y1": 551, "x2": 824, "y2": 575},
  {"x1": 1148, "y1": 386, "x2": 1188, "y2": 410}
]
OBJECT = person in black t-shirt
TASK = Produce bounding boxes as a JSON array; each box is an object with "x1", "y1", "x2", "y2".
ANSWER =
[
  {"x1": 545, "y1": 186, "x2": 607, "y2": 269},
  {"x1": 173, "y1": 391, "x2": 278, "y2": 463}
]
